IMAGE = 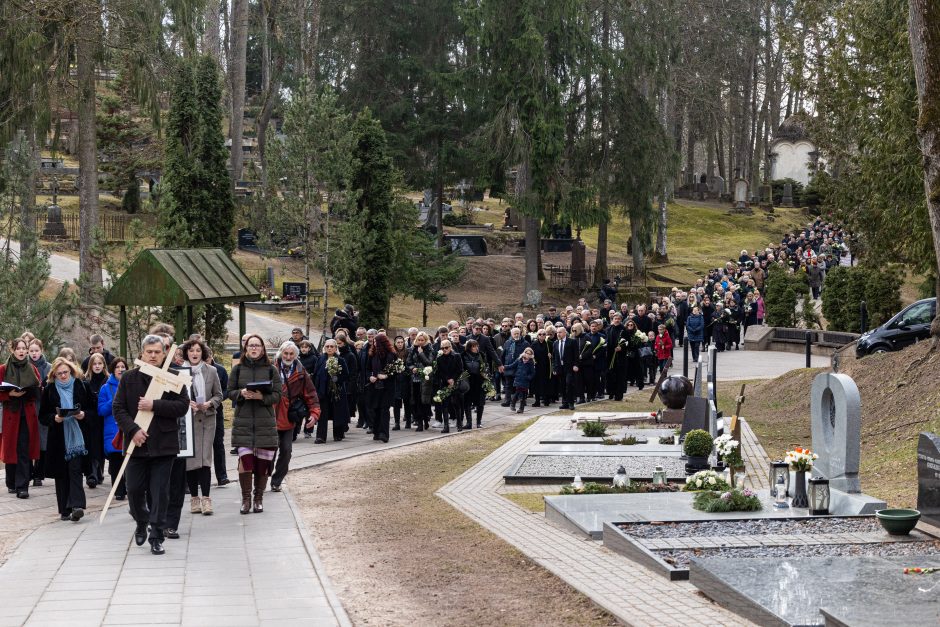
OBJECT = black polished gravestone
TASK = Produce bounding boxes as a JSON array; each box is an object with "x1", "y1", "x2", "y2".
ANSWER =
[
  {"x1": 680, "y1": 396, "x2": 709, "y2": 436},
  {"x1": 918, "y1": 432, "x2": 940, "y2": 528}
]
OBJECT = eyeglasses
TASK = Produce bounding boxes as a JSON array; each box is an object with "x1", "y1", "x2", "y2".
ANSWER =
[
  {"x1": 246, "y1": 344, "x2": 264, "y2": 349},
  {"x1": 442, "y1": 347, "x2": 451, "y2": 351},
  {"x1": 55, "y1": 370, "x2": 71, "y2": 377}
]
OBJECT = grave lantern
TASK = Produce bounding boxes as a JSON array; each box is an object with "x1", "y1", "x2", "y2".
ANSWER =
[
  {"x1": 769, "y1": 461, "x2": 789, "y2": 497},
  {"x1": 773, "y1": 475, "x2": 789, "y2": 509},
  {"x1": 652, "y1": 465, "x2": 667, "y2": 486},
  {"x1": 808, "y1": 477, "x2": 830, "y2": 515},
  {"x1": 612, "y1": 465, "x2": 630, "y2": 489},
  {"x1": 572, "y1": 474, "x2": 583, "y2": 490}
]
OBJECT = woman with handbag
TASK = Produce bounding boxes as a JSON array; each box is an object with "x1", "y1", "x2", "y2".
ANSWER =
[
  {"x1": 181, "y1": 339, "x2": 224, "y2": 515},
  {"x1": 405, "y1": 332, "x2": 434, "y2": 432},
  {"x1": 271, "y1": 342, "x2": 320, "y2": 491},
  {"x1": 227, "y1": 334, "x2": 282, "y2": 514},
  {"x1": 98, "y1": 356, "x2": 127, "y2": 500}
]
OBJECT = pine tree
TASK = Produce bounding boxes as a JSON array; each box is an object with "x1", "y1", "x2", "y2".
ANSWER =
[
  {"x1": 395, "y1": 230, "x2": 466, "y2": 326},
  {"x1": 194, "y1": 55, "x2": 235, "y2": 253}
]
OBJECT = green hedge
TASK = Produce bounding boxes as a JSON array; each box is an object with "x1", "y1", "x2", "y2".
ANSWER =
[
  {"x1": 821, "y1": 265, "x2": 901, "y2": 332},
  {"x1": 764, "y1": 265, "x2": 809, "y2": 327}
]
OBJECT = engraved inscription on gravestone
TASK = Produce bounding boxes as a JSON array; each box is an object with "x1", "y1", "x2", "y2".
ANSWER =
[
  {"x1": 810, "y1": 372, "x2": 861, "y2": 493},
  {"x1": 917, "y1": 432, "x2": 940, "y2": 528}
]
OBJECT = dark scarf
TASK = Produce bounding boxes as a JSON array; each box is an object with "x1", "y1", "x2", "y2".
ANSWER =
[
  {"x1": 4, "y1": 354, "x2": 39, "y2": 389},
  {"x1": 30, "y1": 354, "x2": 50, "y2": 382}
]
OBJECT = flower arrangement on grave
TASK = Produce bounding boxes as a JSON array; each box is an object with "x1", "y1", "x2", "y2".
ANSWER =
[
  {"x1": 683, "y1": 470, "x2": 731, "y2": 492},
  {"x1": 271, "y1": 294, "x2": 281, "y2": 302},
  {"x1": 714, "y1": 433, "x2": 743, "y2": 468},
  {"x1": 432, "y1": 371, "x2": 468, "y2": 404},
  {"x1": 382, "y1": 358, "x2": 406, "y2": 377},
  {"x1": 692, "y1": 488, "x2": 762, "y2": 513},
  {"x1": 785, "y1": 447, "x2": 818, "y2": 472},
  {"x1": 560, "y1": 481, "x2": 679, "y2": 495},
  {"x1": 579, "y1": 420, "x2": 608, "y2": 438},
  {"x1": 325, "y1": 356, "x2": 343, "y2": 400},
  {"x1": 903, "y1": 567, "x2": 938, "y2": 575}
]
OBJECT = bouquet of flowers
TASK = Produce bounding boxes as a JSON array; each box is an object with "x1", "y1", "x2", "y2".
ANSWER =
[
  {"x1": 785, "y1": 447, "x2": 818, "y2": 472},
  {"x1": 433, "y1": 371, "x2": 468, "y2": 404},
  {"x1": 422, "y1": 366, "x2": 434, "y2": 382},
  {"x1": 382, "y1": 358, "x2": 406, "y2": 377},
  {"x1": 325, "y1": 356, "x2": 343, "y2": 400},
  {"x1": 481, "y1": 362, "x2": 496, "y2": 397},
  {"x1": 628, "y1": 330, "x2": 648, "y2": 347},
  {"x1": 693, "y1": 488, "x2": 762, "y2": 513},
  {"x1": 609, "y1": 338, "x2": 628, "y2": 369},
  {"x1": 683, "y1": 470, "x2": 731, "y2": 492},
  {"x1": 578, "y1": 339, "x2": 593, "y2": 360},
  {"x1": 714, "y1": 433, "x2": 743, "y2": 468}
]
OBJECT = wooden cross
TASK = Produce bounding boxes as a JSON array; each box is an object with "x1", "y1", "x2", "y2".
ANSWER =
[
  {"x1": 730, "y1": 383, "x2": 746, "y2": 443},
  {"x1": 99, "y1": 345, "x2": 192, "y2": 523},
  {"x1": 648, "y1": 365, "x2": 673, "y2": 404}
]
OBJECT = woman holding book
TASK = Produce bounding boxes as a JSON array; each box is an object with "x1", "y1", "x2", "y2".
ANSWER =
[{"x1": 0, "y1": 338, "x2": 43, "y2": 499}]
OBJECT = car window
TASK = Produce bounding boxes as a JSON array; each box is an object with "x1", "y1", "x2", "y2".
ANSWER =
[{"x1": 899, "y1": 302, "x2": 934, "y2": 326}]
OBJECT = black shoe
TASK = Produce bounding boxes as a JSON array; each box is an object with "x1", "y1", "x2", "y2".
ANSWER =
[
  {"x1": 271, "y1": 484, "x2": 282, "y2": 492},
  {"x1": 416, "y1": 426, "x2": 424, "y2": 432},
  {"x1": 381, "y1": 436, "x2": 389, "y2": 443},
  {"x1": 164, "y1": 528, "x2": 179, "y2": 539},
  {"x1": 392, "y1": 425, "x2": 400, "y2": 431},
  {"x1": 8, "y1": 488, "x2": 16, "y2": 494},
  {"x1": 218, "y1": 478, "x2": 231, "y2": 487},
  {"x1": 87, "y1": 479, "x2": 97, "y2": 489},
  {"x1": 457, "y1": 425, "x2": 464, "y2": 432},
  {"x1": 32, "y1": 478, "x2": 42, "y2": 487},
  {"x1": 442, "y1": 427, "x2": 450, "y2": 434},
  {"x1": 61, "y1": 513, "x2": 71, "y2": 521},
  {"x1": 116, "y1": 494, "x2": 126, "y2": 501},
  {"x1": 532, "y1": 401, "x2": 541, "y2": 407},
  {"x1": 70, "y1": 508, "x2": 84, "y2": 522},
  {"x1": 135, "y1": 522, "x2": 148, "y2": 546},
  {"x1": 333, "y1": 436, "x2": 344, "y2": 441},
  {"x1": 477, "y1": 421, "x2": 482, "y2": 428},
  {"x1": 366, "y1": 428, "x2": 374, "y2": 434},
  {"x1": 16, "y1": 490, "x2": 28, "y2": 499},
  {"x1": 150, "y1": 540, "x2": 165, "y2": 555},
  {"x1": 230, "y1": 447, "x2": 238, "y2": 455},
  {"x1": 314, "y1": 438, "x2": 326, "y2": 444},
  {"x1": 500, "y1": 402, "x2": 510, "y2": 408}
]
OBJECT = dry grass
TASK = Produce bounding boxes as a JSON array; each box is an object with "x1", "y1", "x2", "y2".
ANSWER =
[
  {"x1": 501, "y1": 492, "x2": 549, "y2": 513},
  {"x1": 290, "y1": 422, "x2": 617, "y2": 627}
]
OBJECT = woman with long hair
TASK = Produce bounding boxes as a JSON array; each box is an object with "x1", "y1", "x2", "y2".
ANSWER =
[
  {"x1": 1, "y1": 339, "x2": 42, "y2": 499},
  {"x1": 182, "y1": 339, "x2": 224, "y2": 514},
  {"x1": 365, "y1": 332, "x2": 397, "y2": 443},
  {"x1": 406, "y1": 331, "x2": 434, "y2": 432},
  {"x1": 272, "y1": 341, "x2": 320, "y2": 489},
  {"x1": 392, "y1": 336, "x2": 411, "y2": 430},
  {"x1": 98, "y1": 356, "x2": 128, "y2": 500},
  {"x1": 313, "y1": 340, "x2": 349, "y2": 443},
  {"x1": 624, "y1": 319, "x2": 647, "y2": 390},
  {"x1": 227, "y1": 334, "x2": 282, "y2": 514},
  {"x1": 461, "y1": 339, "x2": 486, "y2": 429},
  {"x1": 83, "y1": 352, "x2": 109, "y2": 488},
  {"x1": 27, "y1": 338, "x2": 50, "y2": 487},
  {"x1": 39, "y1": 357, "x2": 91, "y2": 520}
]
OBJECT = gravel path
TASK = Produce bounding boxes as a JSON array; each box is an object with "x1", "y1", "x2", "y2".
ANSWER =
[
  {"x1": 619, "y1": 517, "x2": 883, "y2": 539},
  {"x1": 515, "y1": 455, "x2": 686, "y2": 478},
  {"x1": 658, "y1": 540, "x2": 940, "y2": 569}
]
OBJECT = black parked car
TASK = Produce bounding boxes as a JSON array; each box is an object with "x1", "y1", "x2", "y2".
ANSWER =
[{"x1": 855, "y1": 297, "x2": 936, "y2": 357}]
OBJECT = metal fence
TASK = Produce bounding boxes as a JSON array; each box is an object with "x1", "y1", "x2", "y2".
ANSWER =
[
  {"x1": 30, "y1": 214, "x2": 130, "y2": 242},
  {"x1": 547, "y1": 264, "x2": 645, "y2": 290}
]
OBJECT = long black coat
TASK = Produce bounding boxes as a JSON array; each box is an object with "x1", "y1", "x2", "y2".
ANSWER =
[
  {"x1": 113, "y1": 368, "x2": 190, "y2": 458},
  {"x1": 313, "y1": 354, "x2": 350, "y2": 421},
  {"x1": 530, "y1": 339, "x2": 553, "y2": 397},
  {"x1": 39, "y1": 379, "x2": 95, "y2": 477}
]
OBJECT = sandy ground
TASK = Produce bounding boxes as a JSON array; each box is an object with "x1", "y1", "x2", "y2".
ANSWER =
[{"x1": 289, "y1": 426, "x2": 619, "y2": 627}]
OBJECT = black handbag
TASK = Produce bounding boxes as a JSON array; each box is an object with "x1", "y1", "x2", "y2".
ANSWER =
[{"x1": 284, "y1": 373, "x2": 310, "y2": 424}]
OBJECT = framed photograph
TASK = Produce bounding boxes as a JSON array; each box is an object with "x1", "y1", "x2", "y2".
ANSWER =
[{"x1": 177, "y1": 407, "x2": 194, "y2": 458}]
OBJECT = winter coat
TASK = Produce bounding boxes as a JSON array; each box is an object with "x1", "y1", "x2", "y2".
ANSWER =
[
  {"x1": 654, "y1": 332, "x2": 673, "y2": 360},
  {"x1": 185, "y1": 363, "x2": 224, "y2": 471},
  {"x1": 511, "y1": 357, "x2": 536, "y2": 389},
  {"x1": 313, "y1": 354, "x2": 350, "y2": 420},
  {"x1": 531, "y1": 339, "x2": 553, "y2": 396},
  {"x1": 0, "y1": 364, "x2": 41, "y2": 464},
  {"x1": 39, "y1": 378, "x2": 96, "y2": 476},
  {"x1": 112, "y1": 367, "x2": 190, "y2": 458},
  {"x1": 433, "y1": 353, "x2": 464, "y2": 390},
  {"x1": 227, "y1": 357, "x2": 283, "y2": 449},
  {"x1": 97, "y1": 374, "x2": 121, "y2": 455},
  {"x1": 299, "y1": 350, "x2": 319, "y2": 376},
  {"x1": 275, "y1": 360, "x2": 321, "y2": 432},
  {"x1": 407, "y1": 345, "x2": 435, "y2": 405},
  {"x1": 500, "y1": 337, "x2": 529, "y2": 374},
  {"x1": 685, "y1": 314, "x2": 705, "y2": 342}
]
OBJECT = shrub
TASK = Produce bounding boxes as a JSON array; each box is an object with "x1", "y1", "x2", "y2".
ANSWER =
[
  {"x1": 821, "y1": 265, "x2": 901, "y2": 332},
  {"x1": 580, "y1": 420, "x2": 608, "y2": 438},
  {"x1": 764, "y1": 265, "x2": 809, "y2": 327},
  {"x1": 692, "y1": 488, "x2": 762, "y2": 513},
  {"x1": 122, "y1": 180, "x2": 141, "y2": 214},
  {"x1": 770, "y1": 178, "x2": 805, "y2": 206},
  {"x1": 442, "y1": 208, "x2": 473, "y2": 226},
  {"x1": 602, "y1": 435, "x2": 639, "y2": 445},
  {"x1": 683, "y1": 429, "x2": 713, "y2": 457}
]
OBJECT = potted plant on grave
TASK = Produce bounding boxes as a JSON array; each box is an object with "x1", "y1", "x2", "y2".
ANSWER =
[
  {"x1": 785, "y1": 447, "x2": 818, "y2": 508},
  {"x1": 683, "y1": 429, "x2": 713, "y2": 474},
  {"x1": 714, "y1": 433, "x2": 744, "y2": 486}
]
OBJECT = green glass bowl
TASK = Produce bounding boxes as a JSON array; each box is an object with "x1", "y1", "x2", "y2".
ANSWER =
[{"x1": 875, "y1": 509, "x2": 921, "y2": 536}]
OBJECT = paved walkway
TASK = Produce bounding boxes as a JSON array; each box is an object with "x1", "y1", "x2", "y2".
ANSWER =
[
  {"x1": 0, "y1": 402, "x2": 553, "y2": 627},
  {"x1": 438, "y1": 412, "x2": 754, "y2": 627}
]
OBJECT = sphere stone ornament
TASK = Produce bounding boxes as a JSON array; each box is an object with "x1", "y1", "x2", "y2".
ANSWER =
[{"x1": 657, "y1": 376, "x2": 693, "y2": 409}]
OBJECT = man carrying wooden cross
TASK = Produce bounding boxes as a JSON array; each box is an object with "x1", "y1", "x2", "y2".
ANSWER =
[{"x1": 113, "y1": 335, "x2": 190, "y2": 556}]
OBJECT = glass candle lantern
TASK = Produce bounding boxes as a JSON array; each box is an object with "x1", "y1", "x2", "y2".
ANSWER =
[
  {"x1": 652, "y1": 465, "x2": 667, "y2": 486},
  {"x1": 572, "y1": 474, "x2": 583, "y2": 490},
  {"x1": 769, "y1": 461, "x2": 789, "y2": 497},
  {"x1": 612, "y1": 465, "x2": 630, "y2": 489},
  {"x1": 808, "y1": 477, "x2": 830, "y2": 515},
  {"x1": 773, "y1": 475, "x2": 790, "y2": 509},
  {"x1": 734, "y1": 470, "x2": 747, "y2": 490}
]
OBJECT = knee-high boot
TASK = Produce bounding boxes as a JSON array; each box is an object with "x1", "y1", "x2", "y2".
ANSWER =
[
  {"x1": 239, "y1": 472, "x2": 253, "y2": 515},
  {"x1": 253, "y1": 473, "x2": 268, "y2": 513},
  {"x1": 476, "y1": 406, "x2": 484, "y2": 428}
]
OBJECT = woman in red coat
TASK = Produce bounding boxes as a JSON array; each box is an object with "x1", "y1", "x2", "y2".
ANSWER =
[
  {"x1": 654, "y1": 324, "x2": 674, "y2": 377},
  {"x1": 0, "y1": 338, "x2": 42, "y2": 499},
  {"x1": 270, "y1": 342, "x2": 320, "y2": 492}
]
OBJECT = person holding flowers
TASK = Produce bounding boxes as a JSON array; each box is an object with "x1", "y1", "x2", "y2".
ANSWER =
[
  {"x1": 432, "y1": 339, "x2": 464, "y2": 433},
  {"x1": 406, "y1": 332, "x2": 434, "y2": 432},
  {"x1": 624, "y1": 318, "x2": 647, "y2": 391},
  {"x1": 365, "y1": 332, "x2": 399, "y2": 443},
  {"x1": 605, "y1": 313, "x2": 628, "y2": 401},
  {"x1": 314, "y1": 340, "x2": 350, "y2": 443},
  {"x1": 461, "y1": 340, "x2": 489, "y2": 429},
  {"x1": 572, "y1": 323, "x2": 595, "y2": 405}
]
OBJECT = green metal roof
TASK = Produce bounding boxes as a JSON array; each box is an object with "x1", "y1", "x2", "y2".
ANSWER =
[{"x1": 104, "y1": 248, "x2": 259, "y2": 307}]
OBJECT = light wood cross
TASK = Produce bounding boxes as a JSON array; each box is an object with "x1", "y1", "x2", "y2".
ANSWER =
[
  {"x1": 730, "y1": 383, "x2": 746, "y2": 442},
  {"x1": 99, "y1": 345, "x2": 192, "y2": 523}
]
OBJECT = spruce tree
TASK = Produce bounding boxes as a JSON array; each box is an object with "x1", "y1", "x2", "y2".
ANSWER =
[
  {"x1": 194, "y1": 55, "x2": 235, "y2": 253},
  {"x1": 158, "y1": 59, "x2": 199, "y2": 248}
]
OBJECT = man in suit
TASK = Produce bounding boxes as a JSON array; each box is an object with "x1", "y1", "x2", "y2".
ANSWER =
[{"x1": 553, "y1": 327, "x2": 580, "y2": 410}]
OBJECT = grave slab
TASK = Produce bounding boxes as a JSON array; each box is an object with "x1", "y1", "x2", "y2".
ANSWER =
[
  {"x1": 529, "y1": 443, "x2": 683, "y2": 455},
  {"x1": 918, "y1": 432, "x2": 940, "y2": 528},
  {"x1": 504, "y1": 454, "x2": 687, "y2": 485},
  {"x1": 572, "y1": 411, "x2": 655, "y2": 423},
  {"x1": 539, "y1": 428, "x2": 676, "y2": 444},
  {"x1": 690, "y1": 555, "x2": 940, "y2": 627}
]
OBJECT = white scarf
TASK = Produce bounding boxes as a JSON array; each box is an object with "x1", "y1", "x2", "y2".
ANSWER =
[{"x1": 186, "y1": 361, "x2": 206, "y2": 402}]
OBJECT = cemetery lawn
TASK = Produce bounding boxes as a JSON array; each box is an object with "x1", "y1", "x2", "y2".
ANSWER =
[
  {"x1": 743, "y1": 342, "x2": 940, "y2": 509},
  {"x1": 289, "y1": 421, "x2": 617, "y2": 627},
  {"x1": 502, "y1": 492, "x2": 548, "y2": 513}
]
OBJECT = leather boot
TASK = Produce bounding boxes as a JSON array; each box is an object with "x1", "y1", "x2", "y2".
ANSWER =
[
  {"x1": 253, "y1": 473, "x2": 268, "y2": 513},
  {"x1": 239, "y1": 473, "x2": 252, "y2": 515},
  {"x1": 476, "y1": 408, "x2": 483, "y2": 428}
]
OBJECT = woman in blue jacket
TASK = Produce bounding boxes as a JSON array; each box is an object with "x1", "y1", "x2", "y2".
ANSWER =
[
  {"x1": 97, "y1": 357, "x2": 127, "y2": 500},
  {"x1": 509, "y1": 347, "x2": 536, "y2": 414},
  {"x1": 685, "y1": 306, "x2": 705, "y2": 363}
]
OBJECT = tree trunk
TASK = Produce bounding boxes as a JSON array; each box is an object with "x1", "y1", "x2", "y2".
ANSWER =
[
  {"x1": 301, "y1": 0, "x2": 321, "y2": 84},
  {"x1": 229, "y1": 0, "x2": 249, "y2": 184},
  {"x1": 257, "y1": 0, "x2": 284, "y2": 192},
  {"x1": 630, "y1": 213, "x2": 645, "y2": 280},
  {"x1": 77, "y1": 7, "x2": 102, "y2": 296},
  {"x1": 204, "y1": 0, "x2": 221, "y2": 60},
  {"x1": 593, "y1": 0, "x2": 611, "y2": 290},
  {"x1": 908, "y1": 0, "x2": 940, "y2": 341},
  {"x1": 516, "y1": 158, "x2": 538, "y2": 301}
]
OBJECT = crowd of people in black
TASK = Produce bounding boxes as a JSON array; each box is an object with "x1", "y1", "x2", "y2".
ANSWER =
[{"x1": 0, "y1": 219, "x2": 848, "y2": 555}]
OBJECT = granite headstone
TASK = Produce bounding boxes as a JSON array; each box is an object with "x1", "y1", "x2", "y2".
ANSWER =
[
  {"x1": 680, "y1": 396, "x2": 709, "y2": 437},
  {"x1": 917, "y1": 431, "x2": 940, "y2": 528},
  {"x1": 810, "y1": 372, "x2": 861, "y2": 493}
]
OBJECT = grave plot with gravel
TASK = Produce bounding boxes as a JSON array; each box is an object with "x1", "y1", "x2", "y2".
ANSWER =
[
  {"x1": 618, "y1": 517, "x2": 883, "y2": 539},
  {"x1": 513, "y1": 455, "x2": 687, "y2": 480}
]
